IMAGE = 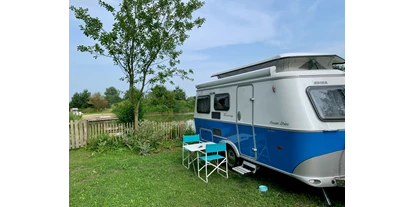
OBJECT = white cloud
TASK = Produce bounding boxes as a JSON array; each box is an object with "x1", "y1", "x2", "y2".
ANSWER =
[
  {"x1": 69, "y1": 0, "x2": 283, "y2": 51},
  {"x1": 69, "y1": 0, "x2": 344, "y2": 99},
  {"x1": 265, "y1": 24, "x2": 294, "y2": 49},
  {"x1": 307, "y1": 0, "x2": 322, "y2": 13},
  {"x1": 70, "y1": 0, "x2": 327, "y2": 52},
  {"x1": 179, "y1": 52, "x2": 209, "y2": 61},
  {"x1": 265, "y1": 0, "x2": 332, "y2": 50},
  {"x1": 182, "y1": 0, "x2": 278, "y2": 50}
]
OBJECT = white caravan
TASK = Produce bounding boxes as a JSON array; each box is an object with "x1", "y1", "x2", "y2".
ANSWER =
[{"x1": 193, "y1": 53, "x2": 345, "y2": 205}]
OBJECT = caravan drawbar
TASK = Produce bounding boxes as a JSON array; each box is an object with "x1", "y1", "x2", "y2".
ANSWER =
[{"x1": 193, "y1": 53, "x2": 345, "y2": 197}]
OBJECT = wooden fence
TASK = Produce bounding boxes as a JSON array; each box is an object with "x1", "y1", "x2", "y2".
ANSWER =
[{"x1": 69, "y1": 119, "x2": 191, "y2": 149}]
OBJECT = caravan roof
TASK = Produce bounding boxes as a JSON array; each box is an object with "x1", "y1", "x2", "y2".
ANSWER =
[{"x1": 211, "y1": 53, "x2": 345, "y2": 79}]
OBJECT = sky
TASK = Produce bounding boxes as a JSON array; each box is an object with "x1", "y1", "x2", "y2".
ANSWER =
[{"x1": 69, "y1": 0, "x2": 345, "y2": 101}]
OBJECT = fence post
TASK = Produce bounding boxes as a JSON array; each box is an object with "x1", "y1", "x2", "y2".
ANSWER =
[
  {"x1": 70, "y1": 120, "x2": 75, "y2": 149},
  {"x1": 180, "y1": 121, "x2": 185, "y2": 138},
  {"x1": 84, "y1": 120, "x2": 88, "y2": 146},
  {"x1": 74, "y1": 120, "x2": 79, "y2": 148},
  {"x1": 85, "y1": 120, "x2": 91, "y2": 140}
]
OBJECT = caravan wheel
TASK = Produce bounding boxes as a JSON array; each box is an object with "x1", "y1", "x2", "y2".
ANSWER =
[{"x1": 227, "y1": 146, "x2": 240, "y2": 168}]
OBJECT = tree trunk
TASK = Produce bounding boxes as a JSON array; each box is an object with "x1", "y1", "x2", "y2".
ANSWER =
[{"x1": 134, "y1": 99, "x2": 140, "y2": 130}]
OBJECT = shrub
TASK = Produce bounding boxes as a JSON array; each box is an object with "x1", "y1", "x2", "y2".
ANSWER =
[
  {"x1": 86, "y1": 134, "x2": 123, "y2": 152},
  {"x1": 134, "y1": 120, "x2": 164, "y2": 151},
  {"x1": 112, "y1": 100, "x2": 143, "y2": 123},
  {"x1": 87, "y1": 120, "x2": 165, "y2": 155}
]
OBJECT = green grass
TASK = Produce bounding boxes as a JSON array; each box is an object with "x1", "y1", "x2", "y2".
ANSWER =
[{"x1": 70, "y1": 143, "x2": 345, "y2": 207}]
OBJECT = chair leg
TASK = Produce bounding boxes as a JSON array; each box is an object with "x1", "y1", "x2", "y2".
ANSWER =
[
  {"x1": 205, "y1": 161, "x2": 208, "y2": 183},
  {"x1": 197, "y1": 153, "x2": 200, "y2": 177},
  {"x1": 197, "y1": 149, "x2": 229, "y2": 183},
  {"x1": 187, "y1": 151, "x2": 190, "y2": 169},
  {"x1": 197, "y1": 160, "x2": 208, "y2": 183},
  {"x1": 182, "y1": 149, "x2": 191, "y2": 169},
  {"x1": 182, "y1": 148, "x2": 185, "y2": 167},
  {"x1": 216, "y1": 159, "x2": 228, "y2": 179}
]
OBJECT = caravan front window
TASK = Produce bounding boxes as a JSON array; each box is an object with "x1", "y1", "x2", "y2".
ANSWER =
[
  {"x1": 197, "y1": 95, "x2": 210, "y2": 113},
  {"x1": 307, "y1": 86, "x2": 345, "y2": 121}
]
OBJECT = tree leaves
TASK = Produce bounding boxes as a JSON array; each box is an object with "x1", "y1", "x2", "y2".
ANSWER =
[
  {"x1": 70, "y1": 0, "x2": 205, "y2": 128},
  {"x1": 89, "y1": 92, "x2": 109, "y2": 110}
]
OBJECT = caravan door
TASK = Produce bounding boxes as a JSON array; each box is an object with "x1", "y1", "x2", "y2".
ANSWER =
[{"x1": 236, "y1": 85, "x2": 257, "y2": 159}]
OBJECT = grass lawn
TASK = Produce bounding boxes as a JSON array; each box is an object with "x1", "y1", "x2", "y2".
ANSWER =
[{"x1": 70, "y1": 142, "x2": 345, "y2": 207}]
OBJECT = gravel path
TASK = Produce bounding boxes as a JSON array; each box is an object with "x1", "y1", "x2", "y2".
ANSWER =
[{"x1": 81, "y1": 113, "x2": 117, "y2": 120}]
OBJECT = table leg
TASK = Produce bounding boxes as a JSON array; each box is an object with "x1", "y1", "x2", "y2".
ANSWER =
[
  {"x1": 193, "y1": 153, "x2": 197, "y2": 175},
  {"x1": 187, "y1": 151, "x2": 197, "y2": 176}
]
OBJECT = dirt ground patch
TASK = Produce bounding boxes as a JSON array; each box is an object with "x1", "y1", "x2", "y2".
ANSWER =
[{"x1": 82, "y1": 113, "x2": 117, "y2": 120}]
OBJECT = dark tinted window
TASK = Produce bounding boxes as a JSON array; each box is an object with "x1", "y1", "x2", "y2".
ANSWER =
[
  {"x1": 197, "y1": 95, "x2": 210, "y2": 113},
  {"x1": 214, "y1": 93, "x2": 230, "y2": 111},
  {"x1": 307, "y1": 86, "x2": 345, "y2": 121}
]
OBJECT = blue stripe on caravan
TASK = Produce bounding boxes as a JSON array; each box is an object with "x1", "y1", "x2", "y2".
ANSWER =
[{"x1": 194, "y1": 118, "x2": 345, "y2": 173}]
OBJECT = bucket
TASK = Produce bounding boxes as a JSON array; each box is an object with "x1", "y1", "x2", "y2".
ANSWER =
[{"x1": 258, "y1": 185, "x2": 268, "y2": 192}]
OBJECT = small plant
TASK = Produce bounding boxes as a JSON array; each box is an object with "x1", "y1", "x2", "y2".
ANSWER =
[
  {"x1": 183, "y1": 122, "x2": 196, "y2": 135},
  {"x1": 86, "y1": 120, "x2": 166, "y2": 154},
  {"x1": 134, "y1": 120, "x2": 164, "y2": 150},
  {"x1": 137, "y1": 141, "x2": 151, "y2": 156}
]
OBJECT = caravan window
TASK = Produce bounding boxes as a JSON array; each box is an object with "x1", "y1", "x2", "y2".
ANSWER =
[
  {"x1": 197, "y1": 95, "x2": 210, "y2": 113},
  {"x1": 307, "y1": 86, "x2": 345, "y2": 121},
  {"x1": 214, "y1": 93, "x2": 230, "y2": 111}
]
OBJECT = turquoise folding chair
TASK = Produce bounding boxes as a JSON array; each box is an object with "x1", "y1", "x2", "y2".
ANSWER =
[
  {"x1": 197, "y1": 143, "x2": 228, "y2": 183},
  {"x1": 182, "y1": 134, "x2": 201, "y2": 169}
]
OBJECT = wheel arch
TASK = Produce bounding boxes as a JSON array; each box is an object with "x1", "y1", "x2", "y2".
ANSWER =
[{"x1": 219, "y1": 140, "x2": 240, "y2": 157}]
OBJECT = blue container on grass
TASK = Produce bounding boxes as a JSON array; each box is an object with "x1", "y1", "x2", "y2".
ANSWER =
[{"x1": 259, "y1": 185, "x2": 268, "y2": 192}]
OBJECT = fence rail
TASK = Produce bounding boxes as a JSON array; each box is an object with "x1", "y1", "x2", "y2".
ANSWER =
[{"x1": 69, "y1": 119, "x2": 192, "y2": 150}]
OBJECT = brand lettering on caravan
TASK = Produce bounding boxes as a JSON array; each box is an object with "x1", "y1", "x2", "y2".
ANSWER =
[
  {"x1": 314, "y1": 81, "x2": 328, "y2": 85},
  {"x1": 223, "y1": 113, "x2": 233, "y2": 118},
  {"x1": 270, "y1": 121, "x2": 290, "y2": 126}
]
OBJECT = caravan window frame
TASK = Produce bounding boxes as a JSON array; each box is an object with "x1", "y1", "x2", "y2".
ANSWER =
[
  {"x1": 306, "y1": 85, "x2": 345, "y2": 122},
  {"x1": 196, "y1": 95, "x2": 211, "y2": 114},
  {"x1": 214, "y1": 93, "x2": 230, "y2": 111}
]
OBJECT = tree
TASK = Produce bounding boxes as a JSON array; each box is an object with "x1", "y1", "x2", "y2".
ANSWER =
[
  {"x1": 186, "y1": 96, "x2": 195, "y2": 110},
  {"x1": 89, "y1": 92, "x2": 109, "y2": 110},
  {"x1": 70, "y1": 89, "x2": 91, "y2": 109},
  {"x1": 149, "y1": 85, "x2": 174, "y2": 109},
  {"x1": 104, "y1": 86, "x2": 122, "y2": 107},
  {"x1": 173, "y1": 86, "x2": 186, "y2": 101},
  {"x1": 122, "y1": 88, "x2": 144, "y2": 118},
  {"x1": 149, "y1": 84, "x2": 169, "y2": 105},
  {"x1": 173, "y1": 99, "x2": 187, "y2": 112},
  {"x1": 70, "y1": 0, "x2": 205, "y2": 129},
  {"x1": 123, "y1": 88, "x2": 142, "y2": 103},
  {"x1": 333, "y1": 64, "x2": 345, "y2": 71}
]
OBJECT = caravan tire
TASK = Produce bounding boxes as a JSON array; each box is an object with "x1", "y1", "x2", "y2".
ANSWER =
[{"x1": 227, "y1": 146, "x2": 240, "y2": 168}]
